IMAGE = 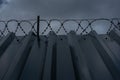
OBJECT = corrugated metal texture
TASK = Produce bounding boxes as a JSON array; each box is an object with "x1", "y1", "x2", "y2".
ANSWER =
[{"x1": 0, "y1": 29, "x2": 120, "y2": 80}]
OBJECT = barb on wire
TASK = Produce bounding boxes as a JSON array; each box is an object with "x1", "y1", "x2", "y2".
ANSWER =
[{"x1": 0, "y1": 18, "x2": 120, "y2": 42}]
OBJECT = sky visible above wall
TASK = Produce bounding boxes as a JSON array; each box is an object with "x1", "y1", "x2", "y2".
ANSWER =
[
  {"x1": 0, "y1": 0, "x2": 120, "y2": 35},
  {"x1": 0, "y1": 0, "x2": 120, "y2": 19}
]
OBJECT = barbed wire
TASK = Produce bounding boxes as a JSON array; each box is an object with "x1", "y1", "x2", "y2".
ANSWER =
[{"x1": 0, "y1": 18, "x2": 120, "y2": 42}]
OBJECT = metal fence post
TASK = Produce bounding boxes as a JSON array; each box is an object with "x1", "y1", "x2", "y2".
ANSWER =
[{"x1": 37, "y1": 16, "x2": 40, "y2": 47}]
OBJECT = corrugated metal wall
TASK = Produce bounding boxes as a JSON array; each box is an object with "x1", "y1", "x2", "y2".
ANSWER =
[{"x1": 0, "y1": 29, "x2": 120, "y2": 80}]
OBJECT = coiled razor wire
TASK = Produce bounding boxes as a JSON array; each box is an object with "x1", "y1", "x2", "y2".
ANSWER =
[{"x1": 0, "y1": 18, "x2": 120, "y2": 42}]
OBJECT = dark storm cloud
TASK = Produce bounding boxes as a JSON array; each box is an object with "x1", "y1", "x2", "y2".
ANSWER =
[
  {"x1": 0, "y1": 0, "x2": 4, "y2": 8},
  {"x1": 16, "y1": 0, "x2": 120, "y2": 18},
  {"x1": 0, "y1": 0, "x2": 8, "y2": 11},
  {"x1": 0, "y1": 0, "x2": 3, "y2": 4},
  {"x1": 0, "y1": 0, "x2": 120, "y2": 19}
]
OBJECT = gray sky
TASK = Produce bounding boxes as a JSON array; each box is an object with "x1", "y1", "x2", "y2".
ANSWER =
[
  {"x1": 0, "y1": 0, "x2": 120, "y2": 35},
  {"x1": 0, "y1": 0, "x2": 120, "y2": 19}
]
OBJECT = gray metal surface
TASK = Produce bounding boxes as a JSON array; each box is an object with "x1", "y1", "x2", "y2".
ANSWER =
[{"x1": 0, "y1": 30, "x2": 120, "y2": 80}]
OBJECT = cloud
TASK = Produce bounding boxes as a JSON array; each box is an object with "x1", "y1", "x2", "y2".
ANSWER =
[
  {"x1": 0, "y1": 0, "x2": 120, "y2": 19},
  {"x1": 0, "y1": 0, "x2": 9, "y2": 13}
]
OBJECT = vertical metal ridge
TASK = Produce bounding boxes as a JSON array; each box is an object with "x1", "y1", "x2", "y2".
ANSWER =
[
  {"x1": 79, "y1": 35, "x2": 113, "y2": 80},
  {"x1": 0, "y1": 30, "x2": 120, "y2": 80},
  {"x1": 102, "y1": 37, "x2": 120, "y2": 66},
  {"x1": 0, "y1": 37, "x2": 20, "y2": 80},
  {"x1": 51, "y1": 43, "x2": 57, "y2": 80},
  {"x1": 40, "y1": 37, "x2": 48, "y2": 80},
  {"x1": 42, "y1": 31, "x2": 57, "y2": 80},
  {"x1": 109, "y1": 29, "x2": 120, "y2": 45},
  {"x1": 19, "y1": 36, "x2": 47, "y2": 80},
  {"x1": 0, "y1": 32, "x2": 15, "y2": 57},
  {"x1": 56, "y1": 36, "x2": 76, "y2": 80},
  {"x1": 68, "y1": 31, "x2": 92, "y2": 80},
  {"x1": 89, "y1": 30, "x2": 120, "y2": 80},
  {"x1": 2, "y1": 32, "x2": 35, "y2": 80}
]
